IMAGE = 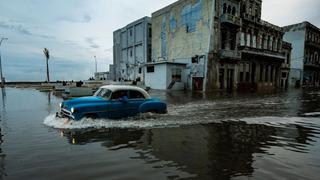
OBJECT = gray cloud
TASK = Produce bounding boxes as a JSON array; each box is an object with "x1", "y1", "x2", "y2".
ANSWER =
[
  {"x1": 58, "y1": 14, "x2": 92, "y2": 23},
  {"x1": 85, "y1": 37, "x2": 100, "y2": 49},
  {"x1": 64, "y1": 40, "x2": 79, "y2": 46},
  {"x1": 0, "y1": 21, "x2": 55, "y2": 39}
]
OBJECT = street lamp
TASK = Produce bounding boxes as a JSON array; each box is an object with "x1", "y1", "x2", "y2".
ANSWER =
[{"x1": 0, "y1": 37, "x2": 8, "y2": 88}]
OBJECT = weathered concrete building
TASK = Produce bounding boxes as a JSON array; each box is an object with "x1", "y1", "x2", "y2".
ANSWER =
[
  {"x1": 108, "y1": 64, "x2": 115, "y2": 81},
  {"x1": 283, "y1": 22, "x2": 320, "y2": 87},
  {"x1": 148, "y1": 0, "x2": 289, "y2": 91},
  {"x1": 113, "y1": 17, "x2": 152, "y2": 82},
  {"x1": 281, "y1": 42, "x2": 292, "y2": 89},
  {"x1": 149, "y1": 0, "x2": 213, "y2": 91}
]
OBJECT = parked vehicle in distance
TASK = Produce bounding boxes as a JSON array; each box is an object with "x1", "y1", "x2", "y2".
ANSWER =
[{"x1": 56, "y1": 85, "x2": 167, "y2": 120}]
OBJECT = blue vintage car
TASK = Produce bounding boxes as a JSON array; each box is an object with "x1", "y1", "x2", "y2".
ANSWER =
[{"x1": 56, "y1": 85, "x2": 167, "y2": 120}]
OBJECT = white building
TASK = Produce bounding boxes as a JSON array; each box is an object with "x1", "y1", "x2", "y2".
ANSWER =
[
  {"x1": 144, "y1": 62, "x2": 187, "y2": 90},
  {"x1": 283, "y1": 22, "x2": 320, "y2": 87},
  {"x1": 94, "y1": 72, "x2": 109, "y2": 80},
  {"x1": 108, "y1": 64, "x2": 115, "y2": 81},
  {"x1": 113, "y1": 17, "x2": 152, "y2": 83}
]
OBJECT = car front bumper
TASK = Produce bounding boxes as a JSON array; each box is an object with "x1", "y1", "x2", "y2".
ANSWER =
[{"x1": 56, "y1": 108, "x2": 75, "y2": 120}]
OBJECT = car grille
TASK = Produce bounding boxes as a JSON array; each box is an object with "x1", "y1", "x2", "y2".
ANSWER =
[{"x1": 60, "y1": 108, "x2": 74, "y2": 119}]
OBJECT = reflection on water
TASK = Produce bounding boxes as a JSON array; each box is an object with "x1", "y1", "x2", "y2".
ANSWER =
[
  {"x1": 1, "y1": 87, "x2": 320, "y2": 179},
  {"x1": 0, "y1": 88, "x2": 6, "y2": 178},
  {"x1": 59, "y1": 118, "x2": 320, "y2": 179}
]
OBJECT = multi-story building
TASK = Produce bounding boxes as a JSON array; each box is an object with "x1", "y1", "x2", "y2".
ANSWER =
[
  {"x1": 113, "y1": 17, "x2": 152, "y2": 82},
  {"x1": 148, "y1": 0, "x2": 212, "y2": 91},
  {"x1": 283, "y1": 22, "x2": 320, "y2": 87},
  {"x1": 108, "y1": 64, "x2": 115, "y2": 81},
  {"x1": 148, "y1": 0, "x2": 289, "y2": 91},
  {"x1": 281, "y1": 41, "x2": 292, "y2": 89}
]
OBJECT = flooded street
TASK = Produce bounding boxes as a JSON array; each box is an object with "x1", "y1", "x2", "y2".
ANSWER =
[{"x1": 1, "y1": 88, "x2": 320, "y2": 179}]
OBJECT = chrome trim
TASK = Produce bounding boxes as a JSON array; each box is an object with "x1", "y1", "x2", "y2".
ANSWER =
[{"x1": 59, "y1": 108, "x2": 75, "y2": 119}]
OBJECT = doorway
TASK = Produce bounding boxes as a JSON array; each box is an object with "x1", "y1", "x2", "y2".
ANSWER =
[
  {"x1": 193, "y1": 77, "x2": 204, "y2": 91},
  {"x1": 227, "y1": 69, "x2": 234, "y2": 91}
]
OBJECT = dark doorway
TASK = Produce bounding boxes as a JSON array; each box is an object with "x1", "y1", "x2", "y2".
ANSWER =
[
  {"x1": 193, "y1": 77, "x2": 204, "y2": 91},
  {"x1": 251, "y1": 63, "x2": 256, "y2": 84},
  {"x1": 219, "y1": 69, "x2": 225, "y2": 89},
  {"x1": 227, "y1": 69, "x2": 234, "y2": 91}
]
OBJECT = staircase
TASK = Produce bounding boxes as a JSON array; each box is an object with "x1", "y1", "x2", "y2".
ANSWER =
[{"x1": 167, "y1": 81, "x2": 176, "y2": 89}]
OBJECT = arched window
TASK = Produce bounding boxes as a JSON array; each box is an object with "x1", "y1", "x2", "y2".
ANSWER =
[
  {"x1": 223, "y1": 3, "x2": 227, "y2": 14},
  {"x1": 232, "y1": 7, "x2": 236, "y2": 16},
  {"x1": 242, "y1": 4, "x2": 246, "y2": 14},
  {"x1": 261, "y1": 34, "x2": 265, "y2": 49},
  {"x1": 315, "y1": 52, "x2": 319, "y2": 64},
  {"x1": 227, "y1": 5, "x2": 231, "y2": 14}
]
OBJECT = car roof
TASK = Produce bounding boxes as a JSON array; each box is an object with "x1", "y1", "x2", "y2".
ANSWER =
[{"x1": 100, "y1": 85, "x2": 151, "y2": 99}]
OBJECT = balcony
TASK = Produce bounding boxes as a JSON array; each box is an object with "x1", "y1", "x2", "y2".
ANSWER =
[
  {"x1": 219, "y1": 49, "x2": 241, "y2": 60},
  {"x1": 260, "y1": 20, "x2": 283, "y2": 32},
  {"x1": 281, "y1": 63, "x2": 290, "y2": 69},
  {"x1": 305, "y1": 40, "x2": 320, "y2": 49},
  {"x1": 238, "y1": 45, "x2": 285, "y2": 61},
  {"x1": 220, "y1": 14, "x2": 241, "y2": 27},
  {"x1": 304, "y1": 62, "x2": 320, "y2": 70}
]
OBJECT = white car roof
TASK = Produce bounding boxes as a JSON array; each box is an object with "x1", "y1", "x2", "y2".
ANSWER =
[{"x1": 100, "y1": 85, "x2": 151, "y2": 99}]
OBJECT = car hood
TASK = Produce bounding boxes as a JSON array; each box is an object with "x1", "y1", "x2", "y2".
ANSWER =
[{"x1": 62, "y1": 96, "x2": 106, "y2": 109}]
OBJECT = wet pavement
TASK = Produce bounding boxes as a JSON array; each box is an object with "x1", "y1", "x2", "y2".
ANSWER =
[{"x1": 1, "y1": 87, "x2": 320, "y2": 179}]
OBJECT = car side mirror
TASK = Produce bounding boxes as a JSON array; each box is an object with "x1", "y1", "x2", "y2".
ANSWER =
[{"x1": 119, "y1": 96, "x2": 129, "y2": 103}]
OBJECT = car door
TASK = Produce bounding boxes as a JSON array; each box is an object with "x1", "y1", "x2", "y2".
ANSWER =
[
  {"x1": 127, "y1": 90, "x2": 146, "y2": 116},
  {"x1": 108, "y1": 90, "x2": 130, "y2": 119}
]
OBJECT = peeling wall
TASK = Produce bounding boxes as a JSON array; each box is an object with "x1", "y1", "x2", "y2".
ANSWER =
[{"x1": 152, "y1": 0, "x2": 213, "y2": 62}]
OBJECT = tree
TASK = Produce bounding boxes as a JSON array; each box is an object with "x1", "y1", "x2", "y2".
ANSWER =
[{"x1": 43, "y1": 48, "x2": 50, "y2": 82}]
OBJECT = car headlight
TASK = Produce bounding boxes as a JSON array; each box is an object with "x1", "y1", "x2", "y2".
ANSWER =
[{"x1": 71, "y1": 107, "x2": 75, "y2": 113}]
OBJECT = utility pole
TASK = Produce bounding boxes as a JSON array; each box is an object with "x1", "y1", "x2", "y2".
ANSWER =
[
  {"x1": 0, "y1": 37, "x2": 8, "y2": 88},
  {"x1": 94, "y1": 56, "x2": 97, "y2": 73}
]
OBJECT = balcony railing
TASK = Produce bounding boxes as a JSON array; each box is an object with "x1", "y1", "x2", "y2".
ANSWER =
[
  {"x1": 241, "y1": 14, "x2": 283, "y2": 32},
  {"x1": 219, "y1": 49, "x2": 241, "y2": 60},
  {"x1": 238, "y1": 45, "x2": 285, "y2": 60},
  {"x1": 260, "y1": 20, "x2": 283, "y2": 32},
  {"x1": 305, "y1": 40, "x2": 320, "y2": 49},
  {"x1": 220, "y1": 14, "x2": 241, "y2": 26},
  {"x1": 281, "y1": 63, "x2": 290, "y2": 69}
]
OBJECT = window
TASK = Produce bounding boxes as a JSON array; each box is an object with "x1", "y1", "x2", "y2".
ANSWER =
[
  {"x1": 128, "y1": 90, "x2": 145, "y2": 99},
  {"x1": 147, "y1": 66, "x2": 155, "y2": 73},
  {"x1": 227, "y1": 5, "x2": 231, "y2": 14},
  {"x1": 221, "y1": 31, "x2": 226, "y2": 49},
  {"x1": 265, "y1": 66, "x2": 269, "y2": 82},
  {"x1": 270, "y1": 66, "x2": 274, "y2": 82},
  {"x1": 223, "y1": 3, "x2": 227, "y2": 14},
  {"x1": 245, "y1": 72, "x2": 250, "y2": 82},
  {"x1": 240, "y1": 63, "x2": 244, "y2": 82},
  {"x1": 232, "y1": 7, "x2": 236, "y2": 16},
  {"x1": 95, "y1": 88, "x2": 112, "y2": 99},
  {"x1": 149, "y1": 27, "x2": 152, "y2": 38},
  {"x1": 130, "y1": 49, "x2": 133, "y2": 57},
  {"x1": 129, "y1": 29, "x2": 133, "y2": 36},
  {"x1": 172, "y1": 68, "x2": 182, "y2": 82},
  {"x1": 240, "y1": 72, "x2": 244, "y2": 82},
  {"x1": 139, "y1": 68, "x2": 142, "y2": 74},
  {"x1": 111, "y1": 90, "x2": 128, "y2": 100},
  {"x1": 260, "y1": 64, "x2": 263, "y2": 81},
  {"x1": 282, "y1": 72, "x2": 287, "y2": 78}
]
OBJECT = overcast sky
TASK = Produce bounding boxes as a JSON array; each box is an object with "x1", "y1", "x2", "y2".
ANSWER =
[{"x1": 0, "y1": 0, "x2": 319, "y2": 81}]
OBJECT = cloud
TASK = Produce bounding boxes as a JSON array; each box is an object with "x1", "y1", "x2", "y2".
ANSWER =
[
  {"x1": 58, "y1": 14, "x2": 92, "y2": 23},
  {"x1": 85, "y1": 37, "x2": 100, "y2": 49},
  {"x1": 0, "y1": 20, "x2": 55, "y2": 39}
]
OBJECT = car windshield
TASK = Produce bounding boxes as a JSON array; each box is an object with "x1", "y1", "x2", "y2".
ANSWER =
[{"x1": 94, "y1": 88, "x2": 112, "y2": 99}]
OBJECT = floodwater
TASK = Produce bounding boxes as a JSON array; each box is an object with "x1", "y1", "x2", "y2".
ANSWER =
[{"x1": 1, "y1": 87, "x2": 320, "y2": 180}]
